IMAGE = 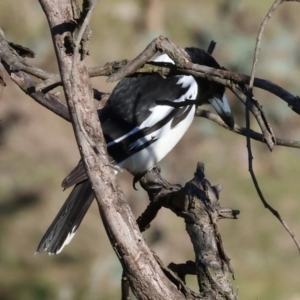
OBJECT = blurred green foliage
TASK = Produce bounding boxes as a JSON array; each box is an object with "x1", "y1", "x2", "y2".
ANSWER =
[{"x1": 1, "y1": 0, "x2": 300, "y2": 299}]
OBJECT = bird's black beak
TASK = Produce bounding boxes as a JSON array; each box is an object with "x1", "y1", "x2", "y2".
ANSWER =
[{"x1": 208, "y1": 95, "x2": 234, "y2": 128}]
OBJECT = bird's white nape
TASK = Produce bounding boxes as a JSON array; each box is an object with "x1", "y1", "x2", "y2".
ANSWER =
[{"x1": 152, "y1": 53, "x2": 175, "y2": 64}]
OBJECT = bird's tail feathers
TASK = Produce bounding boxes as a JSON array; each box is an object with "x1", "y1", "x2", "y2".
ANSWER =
[{"x1": 36, "y1": 180, "x2": 94, "y2": 255}]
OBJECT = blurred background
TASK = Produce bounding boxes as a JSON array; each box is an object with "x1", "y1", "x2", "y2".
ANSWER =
[{"x1": 1, "y1": 0, "x2": 300, "y2": 299}]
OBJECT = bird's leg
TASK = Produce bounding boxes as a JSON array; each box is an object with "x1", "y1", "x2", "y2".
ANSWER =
[{"x1": 132, "y1": 173, "x2": 146, "y2": 190}]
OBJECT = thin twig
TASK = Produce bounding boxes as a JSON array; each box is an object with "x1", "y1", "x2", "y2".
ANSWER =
[
  {"x1": 247, "y1": 0, "x2": 300, "y2": 252},
  {"x1": 70, "y1": 0, "x2": 104, "y2": 160},
  {"x1": 73, "y1": 0, "x2": 98, "y2": 53},
  {"x1": 248, "y1": 0, "x2": 284, "y2": 88},
  {"x1": 230, "y1": 82, "x2": 276, "y2": 150},
  {"x1": 195, "y1": 109, "x2": 300, "y2": 149}
]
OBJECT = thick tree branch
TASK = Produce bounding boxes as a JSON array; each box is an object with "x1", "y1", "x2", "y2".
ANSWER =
[
  {"x1": 38, "y1": 1, "x2": 188, "y2": 299},
  {"x1": 138, "y1": 164, "x2": 238, "y2": 299}
]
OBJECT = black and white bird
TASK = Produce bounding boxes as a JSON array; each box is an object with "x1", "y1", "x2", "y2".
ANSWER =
[{"x1": 36, "y1": 47, "x2": 234, "y2": 255}]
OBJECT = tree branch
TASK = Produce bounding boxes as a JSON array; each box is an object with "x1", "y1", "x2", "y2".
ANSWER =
[
  {"x1": 195, "y1": 109, "x2": 300, "y2": 150},
  {"x1": 38, "y1": 1, "x2": 189, "y2": 299},
  {"x1": 2, "y1": 28, "x2": 299, "y2": 123},
  {"x1": 138, "y1": 164, "x2": 238, "y2": 299},
  {"x1": 246, "y1": 0, "x2": 300, "y2": 252}
]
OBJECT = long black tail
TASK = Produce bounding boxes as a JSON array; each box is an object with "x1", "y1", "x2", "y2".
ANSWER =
[{"x1": 36, "y1": 180, "x2": 94, "y2": 255}]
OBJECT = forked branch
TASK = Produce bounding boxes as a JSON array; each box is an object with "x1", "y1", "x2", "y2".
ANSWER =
[{"x1": 137, "y1": 164, "x2": 238, "y2": 300}]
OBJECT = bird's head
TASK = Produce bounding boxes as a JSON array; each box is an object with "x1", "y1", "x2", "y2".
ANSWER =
[{"x1": 184, "y1": 47, "x2": 234, "y2": 128}]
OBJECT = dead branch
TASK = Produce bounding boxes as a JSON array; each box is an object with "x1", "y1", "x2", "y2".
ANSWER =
[
  {"x1": 0, "y1": 32, "x2": 70, "y2": 121},
  {"x1": 138, "y1": 164, "x2": 238, "y2": 299},
  {"x1": 230, "y1": 83, "x2": 276, "y2": 150},
  {"x1": 2, "y1": 28, "x2": 298, "y2": 118}
]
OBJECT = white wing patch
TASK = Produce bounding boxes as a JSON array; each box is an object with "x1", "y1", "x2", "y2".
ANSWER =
[
  {"x1": 137, "y1": 75, "x2": 197, "y2": 129},
  {"x1": 128, "y1": 77, "x2": 198, "y2": 151},
  {"x1": 177, "y1": 75, "x2": 196, "y2": 89},
  {"x1": 106, "y1": 127, "x2": 140, "y2": 147},
  {"x1": 139, "y1": 105, "x2": 173, "y2": 128}
]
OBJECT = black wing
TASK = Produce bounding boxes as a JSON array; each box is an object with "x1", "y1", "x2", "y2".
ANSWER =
[{"x1": 100, "y1": 73, "x2": 197, "y2": 164}]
